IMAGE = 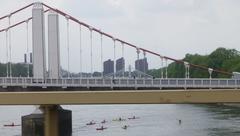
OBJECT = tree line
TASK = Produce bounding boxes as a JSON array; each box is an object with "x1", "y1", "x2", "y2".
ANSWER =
[{"x1": 148, "y1": 47, "x2": 240, "y2": 78}]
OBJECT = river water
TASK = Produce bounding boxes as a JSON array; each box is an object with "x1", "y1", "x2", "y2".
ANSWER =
[{"x1": 0, "y1": 104, "x2": 240, "y2": 136}]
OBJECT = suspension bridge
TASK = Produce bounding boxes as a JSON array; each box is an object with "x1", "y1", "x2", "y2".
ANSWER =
[{"x1": 0, "y1": 2, "x2": 240, "y2": 136}]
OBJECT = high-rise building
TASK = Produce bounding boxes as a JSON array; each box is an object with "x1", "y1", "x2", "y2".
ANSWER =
[
  {"x1": 116, "y1": 57, "x2": 125, "y2": 72},
  {"x1": 135, "y1": 58, "x2": 148, "y2": 73},
  {"x1": 103, "y1": 59, "x2": 114, "y2": 75}
]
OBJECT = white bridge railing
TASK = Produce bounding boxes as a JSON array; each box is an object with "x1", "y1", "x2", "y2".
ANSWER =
[{"x1": 0, "y1": 77, "x2": 239, "y2": 89}]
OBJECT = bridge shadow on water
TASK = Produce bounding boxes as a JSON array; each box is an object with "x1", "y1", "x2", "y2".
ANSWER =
[
  {"x1": 195, "y1": 104, "x2": 240, "y2": 136},
  {"x1": 201, "y1": 104, "x2": 240, "y2": 120}
]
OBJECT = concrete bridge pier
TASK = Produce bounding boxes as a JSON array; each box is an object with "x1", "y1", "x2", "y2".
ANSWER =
[
  {"x1": 22, "y1": 104, "x2": 72, "y2": 136},
  {"x1": 40, "y1": 105, "x2": 72, "y2": 136},
  {"x1": 41, "y1": 105, "x2": 59, "y2": 136}
]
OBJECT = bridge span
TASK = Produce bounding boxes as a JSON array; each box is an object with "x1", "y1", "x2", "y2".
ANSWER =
[
  {"x1": 0, "y1": 77, "x2": 239, "y2": 90},
  {"x1": 1, "y1": 89, "x2": 240, "y2": 136},
  {"x1": 0, "y1": 89, "x2": 240, "y2": 105}
]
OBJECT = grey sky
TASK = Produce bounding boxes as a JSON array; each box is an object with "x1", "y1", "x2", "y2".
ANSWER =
[{"x1": 0, "y1": 0, "x2": 240, "y2": 73}]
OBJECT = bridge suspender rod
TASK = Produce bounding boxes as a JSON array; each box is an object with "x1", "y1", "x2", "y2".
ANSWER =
[
  {"x1": 26, "y1": 19, "x2": 30, "y2": 77},
  {"x1": 89, "y1": 27, "x2": 93, "y2": 77},
  {"x1": 136, "y1": 48, "x2": 140, "y2": 78},
  {"x1": 165, "y1": 58, "x2": 168, "y2": 79},
  {"x1": 161, "y1": 57, "x2": 164, "y2": 78},
  {"x1": 8, "y1": 15, "x2": 12, "y2": 77},
  {"x1": 100, "y1": 33, "x2": 103, "y2": 78},
  {"x1": 79, "y1": 25, "x2": 82, "y2": 78},
  {"x1": 121, "y1": 42, "x2": 124, "y2": 77},
  {"x1": 0, "y1": 3, "x2": 33, "y2": 21},
  {"x1": 5, "y1": 30, "x2": 9, "y2": 77},
  {"x1": 122, "y1": 43, "x2": 124, "y2": 60},
  {"x1": 184, "y1": 62, "x2": 190, "y2": 79},
  {"x1": 66, "y1": 16, "x2": 70, "y2": 78},
  {"x1": 143, "y1": 51, "x2": 146, "y2": 74},
  {"x1": 113, "y1": 38, "x2": 116, "y2": 78}
]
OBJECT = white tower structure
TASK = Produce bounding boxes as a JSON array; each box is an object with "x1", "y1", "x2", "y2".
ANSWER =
[
  {"x1": 48, "y1": 10, "x2": 60, "y2": 79},
  {"x1": 32, "y1": 2, "x2": 46, "y2": 79}
]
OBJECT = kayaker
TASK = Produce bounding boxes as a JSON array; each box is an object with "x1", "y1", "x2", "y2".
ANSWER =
[
  {"x1": 101, "y1": 120, "x2": 106, "y2": 124},
  {"x1": 128, "y1": 116, "x2": 139, "y2": 120},
  {"x1": 122, "y1": 125, "x2": 128, "y2": 129},
  {"x1": 90, "y1": 121, "x2": 94, "y2": 125},
  {"x1": 86, "y1": 121, "x2": 95, "y2": 125},
  {"x1": 96, "y1": 126, "x2": 107, "y2": 131},
  {"x1": 3, "y1": 122, "x2": 21, "y2": 127}
]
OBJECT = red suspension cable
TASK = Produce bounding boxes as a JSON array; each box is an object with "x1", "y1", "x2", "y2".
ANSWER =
[
  {"x1": 42, "y1": 3, "x2": 233, "y2": 76},
  {"x1": 0, "y1": 9, "x2": 49, "y2": 33},
  {"x1": 0, "y1": 3, "x2": 34, "y2": 21},
  {"x1": 1, "y1": 3, "x2": 231, "y2": 76},
  {"x1": 0, "y1": 18, "x2": 31, "y2": 33}
]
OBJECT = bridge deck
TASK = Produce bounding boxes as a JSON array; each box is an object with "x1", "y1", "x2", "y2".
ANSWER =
[
  {"x1": 0, "y1": 89, "x2": 240, "y2": 105},
  {"x1": 0, "y1": 77, "x2": 240, "y2": 90}
]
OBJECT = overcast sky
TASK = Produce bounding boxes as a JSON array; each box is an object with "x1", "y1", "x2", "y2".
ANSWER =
[{"x1": 0, "y1": 0, "x2": 240, "y2": 73}]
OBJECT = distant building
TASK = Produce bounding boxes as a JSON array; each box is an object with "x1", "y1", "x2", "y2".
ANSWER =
[
  {"x1": 24, "y1": 53, "x2": 32, "y2": 64},
  {"x1": 116, "y1": 57, "x2": 125, "y2": 72},
  {"x1": 103, "y1": 59, "x2": 114, "y2": 75},
  {"x1": 135, "y1": 58, "x2": 148, "y2": 73},
  {"x1": 24, "y1": 54, "x2": 27, "y2": 63},
  {"x1": 30, "y1": 53, "x2": 33, "y2": 63}
]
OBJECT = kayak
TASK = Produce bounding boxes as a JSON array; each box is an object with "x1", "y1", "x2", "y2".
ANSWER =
[
  {"x1": 112, "y1": 119, "x2": 126, "y2": 121},
  {"x1": 96, "y1": 127, "x2": 107, "y2": 130},
  {"x1": 86, "y1": 122, "x2": 96, "y2": 125},
  {"x1": 4, "y1": 124, "x2": 20, "y2": 127},
  {"x1": 122, "y1": 127, "x2": 127, "y2": 129},
  {"x1": 128, "y1": 117, "x2": 140, "y2": 120},
  {"x1": 122, "y1": 125, "x2": 130, "y2": 130}
]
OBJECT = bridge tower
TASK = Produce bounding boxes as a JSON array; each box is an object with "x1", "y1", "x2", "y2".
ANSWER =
[
  {"x1": 48, "y1": 10, "x2": 61, "y2": 79},
  {"x1": 32, "y1": 2, "x2": 46, "y2": 79}
]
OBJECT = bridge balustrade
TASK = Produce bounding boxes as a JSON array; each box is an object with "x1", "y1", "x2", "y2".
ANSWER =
[{"x1": 0, "y1": 77, "x2": 239, "y2": 90}]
